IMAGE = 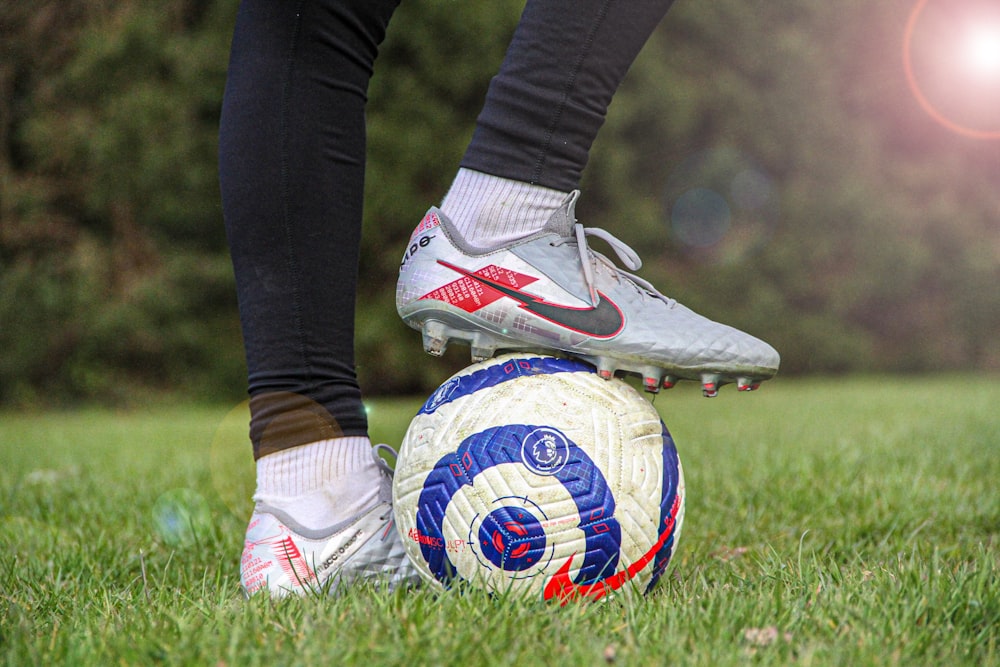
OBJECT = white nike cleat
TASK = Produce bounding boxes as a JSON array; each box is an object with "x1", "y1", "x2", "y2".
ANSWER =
[
  {"x1": 240, "y1": 445, "x2": 421, "y2": 597},
  {"x1": 396, "y1": 192, "x2": 780, "y2": 396}
]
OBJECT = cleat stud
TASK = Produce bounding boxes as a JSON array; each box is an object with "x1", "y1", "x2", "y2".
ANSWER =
[
  {"x1": 422, "y1": 335, "x2": 448, "y2": 357},
  {"x1": 737, "y1": 377, "x2": 752, "y2": 392},
  {"x1": 661, "y1": 375, "x2": 678, "y2": 390},
  {"x1": 701, "y1": 373, "x2": 721, "y2": 398},
  {"x1": 469, "y1": 333, "x2": 498, "y2": 363},
  {"x1": 642, "y1": 367, "x2": 663, "y2": 394},
  {"x1": 421, "y1": 321, "x2": 449, "y2": 357},
  {"x1": 594, "y1": 357, "x2": 615, "y2": 381},
  {"x1": 470, "y1": 345, "x2": 495, "y2": 363}
]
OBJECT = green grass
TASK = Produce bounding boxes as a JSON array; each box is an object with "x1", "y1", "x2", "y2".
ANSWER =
[{"x1": 1, "y1": 376, "x2": 998, "y2": 666}]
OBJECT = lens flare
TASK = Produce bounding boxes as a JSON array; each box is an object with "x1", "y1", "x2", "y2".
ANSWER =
[
  {"x1": 963, "y1": 24, "x2": 1000, "y2": 77},
  {"x1": 904, "y1": 0, "x2": 1000, "y2": 139},
  {"x1": 210, "y1": 400, "x2": 255, "y2": 520},
  {"x1": 662, "y1": 147, "x2": 778, "y2": 262},
  {"x1": 671, "y1": 188, "x2": 731, "y2": 249},
  {"x1": 152, "y1": 488, "x2": 213, "y2": 547}
]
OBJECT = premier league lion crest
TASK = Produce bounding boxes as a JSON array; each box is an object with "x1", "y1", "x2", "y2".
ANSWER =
[{"x1": 521, "y1": 427, "x2": 569, "y2": 475}]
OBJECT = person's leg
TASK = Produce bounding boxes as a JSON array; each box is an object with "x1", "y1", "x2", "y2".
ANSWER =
[
  {"x1": 221, "y1": 0, "x2": 385, "y2": 461},
  {"x1": 401, "y1": 0, "x2": 779, "y2": 395},
  {"x1": 466, "y1": 0, "x2": 677, "y2": 191},
  {"x1": 441, "y1": 0, "x2": 675, "y2": 246},
  {"x1": 220, "y1": 0, "x2": 416, "y2": 596}
]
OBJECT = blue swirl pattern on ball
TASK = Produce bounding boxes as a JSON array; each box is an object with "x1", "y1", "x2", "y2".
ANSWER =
[
  {"x1": 419, "y1": 356, "x2": 591, "y2": 417},
  {"x1": 415, "y1": 423, "x2": 621, "y2": 586}
]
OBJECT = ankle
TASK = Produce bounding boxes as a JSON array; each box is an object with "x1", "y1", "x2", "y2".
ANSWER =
[
  {"x1": 253, "y1": 437, "x2": 382, "y2": 530},
  {"x1": 440, "y1": 168, "x2": 568, "y2": 248}
]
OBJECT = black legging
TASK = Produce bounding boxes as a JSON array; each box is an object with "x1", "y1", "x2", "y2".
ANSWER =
[{"x1": 219, "y1": 0, "x2": 675, "y2": 459}]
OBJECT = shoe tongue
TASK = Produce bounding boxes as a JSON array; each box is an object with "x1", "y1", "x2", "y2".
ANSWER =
[{"x1": 541, "y1": 190, "x2": 581, "y2": 237}]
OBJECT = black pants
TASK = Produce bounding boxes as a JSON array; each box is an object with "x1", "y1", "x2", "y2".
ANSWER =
[{"x1": 219, "y1": 0, "x2": 674, "y2": 459}]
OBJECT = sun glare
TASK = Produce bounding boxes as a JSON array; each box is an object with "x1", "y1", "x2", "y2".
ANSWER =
[
  {"x1": 904, "y1": 0, "x2": 1000, "y2": 139},
  {"x1": 963, "y1": 23, "x2": 1000, "y2": 77}
]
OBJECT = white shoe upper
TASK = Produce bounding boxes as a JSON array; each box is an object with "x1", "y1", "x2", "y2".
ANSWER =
[
  {"x1": 397, "y1": 192, "x2": 779, "y2": 393},
  {"x1": 241, "y1": 447, "x2": 421, "y2": 597}
]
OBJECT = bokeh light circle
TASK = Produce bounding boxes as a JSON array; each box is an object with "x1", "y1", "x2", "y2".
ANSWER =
[
  {"x1": 209, "y1": 400, "x2": 255, "y2": 521},
  {"x1": 152, "y1": 488, "x2": 213, "y2": 547},
  {"x1": 662, "y1": 146, "x2": 778, "y2": 263},
  {"x1": 671, "y1": 188, "x2": 732, "y2": 249}
]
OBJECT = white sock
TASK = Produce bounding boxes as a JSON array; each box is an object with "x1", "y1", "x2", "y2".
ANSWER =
[
  {"x1": 440, "y1": 168, "x2": 568, "y2": 249},
  {"x1": 253, "y1": 437, "x2": 382, "y2": 531}
]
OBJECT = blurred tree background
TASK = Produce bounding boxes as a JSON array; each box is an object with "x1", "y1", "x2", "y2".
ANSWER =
[{"x1": 2, "y1": 0, "x2": 998, "y2": 406}]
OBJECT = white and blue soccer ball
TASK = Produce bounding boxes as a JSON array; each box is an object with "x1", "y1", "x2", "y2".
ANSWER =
[{"x1": 392, "y1": 353, "x2": 685, "y2": 602}]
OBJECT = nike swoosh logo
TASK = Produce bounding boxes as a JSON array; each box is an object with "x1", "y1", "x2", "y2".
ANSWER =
[
  {"x1": 437, "y1": 260, "x2": 625, "y2": 339},
  {"x1": 542, "y1": 493, "x2": 682, "y2": 604}
]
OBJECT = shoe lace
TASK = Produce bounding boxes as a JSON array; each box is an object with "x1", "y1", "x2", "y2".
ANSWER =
[
  {"x1": 554, "y1": 224, "x2": 676, "y2": 309},
  {"x1": 371, "y1": 444, "x2": 399, "y2": 521},
  {"x1": 371, "y1": 443, "x2": 398, "y2": 478}
]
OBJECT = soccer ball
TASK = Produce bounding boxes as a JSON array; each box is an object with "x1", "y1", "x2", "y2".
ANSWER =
[{"x1": 392, "y1": 353, "x2": 685, "y2": 603}]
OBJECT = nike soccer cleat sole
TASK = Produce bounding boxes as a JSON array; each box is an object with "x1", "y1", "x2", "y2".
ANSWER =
[
  {"x1": 408, "y1": 310, "x2": 769, "y2": 398},
  {"x1": 397, "y1": 199, "x2": 779, "y2": 397}
]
